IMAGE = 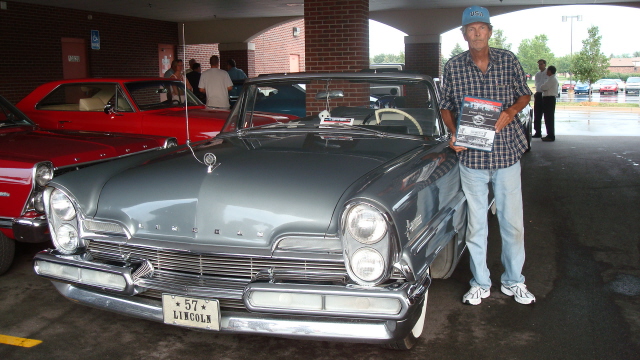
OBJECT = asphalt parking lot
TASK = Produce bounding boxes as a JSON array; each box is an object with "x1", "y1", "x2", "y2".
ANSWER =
[{"x1": 1, "y1": 109, "x2": 639, "y2": 359}]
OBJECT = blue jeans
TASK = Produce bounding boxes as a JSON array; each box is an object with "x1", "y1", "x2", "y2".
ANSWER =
[{"x1": 459, "y1": 161, "x2": 526, "y2": 289}]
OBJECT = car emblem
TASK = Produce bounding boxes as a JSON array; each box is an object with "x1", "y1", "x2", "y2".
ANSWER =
[
  {"x1": 0, "y1": 192, "x2": 9, "y2": 197},
  {"x1": 203, "y1": 153, "x2": 221, "y2": 173}
]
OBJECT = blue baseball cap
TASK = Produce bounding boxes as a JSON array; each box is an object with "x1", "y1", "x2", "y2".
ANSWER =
[{"x1": 462, "y1": 6, "x2": 491, "y2": 26}]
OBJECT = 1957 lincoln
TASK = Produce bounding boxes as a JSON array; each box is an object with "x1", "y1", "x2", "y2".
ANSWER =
[{"x1": 33, "y1": 72, "x2": 478, "y2": 349}]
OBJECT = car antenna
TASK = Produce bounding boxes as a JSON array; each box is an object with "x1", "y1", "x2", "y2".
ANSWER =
[{"x1": 182, "y1": 23, "x2": 219, "y2": 173}]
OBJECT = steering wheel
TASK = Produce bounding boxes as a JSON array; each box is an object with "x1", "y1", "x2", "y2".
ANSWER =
[{"x1": 373, "y1": 108, "x2": 423, "y2": 135}]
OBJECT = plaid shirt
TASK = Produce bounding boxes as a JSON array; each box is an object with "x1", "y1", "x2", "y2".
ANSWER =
[{"x1": 439, "y1": 47, "x2": 532, "y2": 170}]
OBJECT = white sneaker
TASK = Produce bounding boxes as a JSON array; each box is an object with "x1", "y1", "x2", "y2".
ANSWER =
[
  {"x1": 462, "y1": 286, "x2": 490, "y2": 305},
  {"x1": 501, "y1": 283, "x2": 536, "y2": 305}
]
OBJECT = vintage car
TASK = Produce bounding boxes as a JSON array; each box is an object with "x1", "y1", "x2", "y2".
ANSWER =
[
  {"x1": 0, "y1": 95, "x2": 176, "y2": 275},
  {"x1": 32, "y1": 72, "x2": 530, "y2": 348},
  {"x1": 17, "y1": 78, "x2": 293, "y2": 145}
]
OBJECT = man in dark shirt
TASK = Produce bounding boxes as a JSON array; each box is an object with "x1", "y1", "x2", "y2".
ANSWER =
[
  {"x1": 439, "y1": 6, "x2": 535, "y2": 306},
  {"x1": 186, "y1": 63, "x2": 206, "y2": 103}
]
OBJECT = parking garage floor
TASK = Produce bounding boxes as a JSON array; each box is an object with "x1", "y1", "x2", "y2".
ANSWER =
[{"x1": 1, "y1": 108, "x2": 639, "y2": 359}]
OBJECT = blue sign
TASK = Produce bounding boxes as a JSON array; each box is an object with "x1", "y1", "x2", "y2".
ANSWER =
[{"x1": 91, "y1": 30, "x2": 100, "y2": 50}]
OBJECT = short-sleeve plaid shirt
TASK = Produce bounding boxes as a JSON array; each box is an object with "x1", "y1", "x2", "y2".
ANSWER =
[{"x1": 439, "y1": 47, "x2": 532, "y2": 170}]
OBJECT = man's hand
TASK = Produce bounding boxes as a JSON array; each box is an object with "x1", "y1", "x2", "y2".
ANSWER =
[
  {"x1": 495, "y1": 109, "x2": 516, "y2": 132},
  {"x1": 449, "y1": 135, "x2": 468, "y2": 152}
]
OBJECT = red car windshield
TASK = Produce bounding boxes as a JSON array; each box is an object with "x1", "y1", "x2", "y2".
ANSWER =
[
  {"x1": 125, "y1": 80, "x2": 202, "y2": 110},
  {"x1": 0, "y1": 96, "x2": 34, "y2": 128}
]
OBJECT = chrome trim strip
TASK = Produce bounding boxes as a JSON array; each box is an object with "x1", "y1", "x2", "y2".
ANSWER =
[
  {"x1": 50, "y1": 281, "x2": 406, "y2": 343},
  {"x1": 0, "y1": 217, "x2": 13, "y2": 228}
]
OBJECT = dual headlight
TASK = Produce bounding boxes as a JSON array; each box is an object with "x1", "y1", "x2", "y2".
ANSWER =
[
  {"x1": 27, "y1": 162, "x2": 54, "y2": 213},
  {"x1": 344, "y1": 203, "x2": 391, "y2": 286},
  {"x1": 47, "y1": 189, "x2": 82, "y2": 254}
]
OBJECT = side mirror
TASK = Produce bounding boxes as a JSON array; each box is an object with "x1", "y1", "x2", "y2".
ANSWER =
[{"x1": 103, "y1": 104, "x2": 113, "y2": 114}]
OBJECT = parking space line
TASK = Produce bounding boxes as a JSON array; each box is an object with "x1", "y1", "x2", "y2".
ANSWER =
[{"x1": 0, "y1": 334, "x2": 42, "y2": 347}]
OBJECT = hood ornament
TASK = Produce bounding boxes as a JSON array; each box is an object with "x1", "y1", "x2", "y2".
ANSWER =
[{"x1": 203, "y1": 153, "x2": 221, "y2": 173}]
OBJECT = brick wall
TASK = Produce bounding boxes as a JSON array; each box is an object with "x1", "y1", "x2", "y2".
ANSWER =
[
  {"x1": 0, "y1": 1, "x2": 178, "y2": 104},
  {"x1": 180, "y1": 44, "x2": 219, "y2": 71},
  {"x1": 405, "y1": 42, "x2": 442, "y2": 79},
  {"x1": 253, "y1": 19, "x2": 305, "y2": 76},
  {"x1": 304, "y1": 0, "x2": 369, "y2": 114}
]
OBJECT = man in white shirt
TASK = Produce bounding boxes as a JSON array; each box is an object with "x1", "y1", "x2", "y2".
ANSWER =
[
  {"x1": 533, "y1": 59, "x2": 549, "y2": 138},
  {"x1": 199, "y1": 55, "x2": 233, "y2": 109},
  {"x1": 539, "y1": 65, "x2": 559, "y2": 142}
]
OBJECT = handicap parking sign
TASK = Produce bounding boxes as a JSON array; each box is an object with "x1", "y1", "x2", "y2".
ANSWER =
[{"x1": 91, "y1": 30, "x2": 100, "y2": 50}]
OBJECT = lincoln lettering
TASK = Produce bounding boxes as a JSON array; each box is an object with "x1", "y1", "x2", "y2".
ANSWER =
[{"x1": 174, "y1": 310, "x2": 212, "y2": 323}]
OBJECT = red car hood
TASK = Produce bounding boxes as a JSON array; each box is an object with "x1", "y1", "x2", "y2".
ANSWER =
[{"x1": 0, "y1": 127, "x2": 164, "y2": 168}]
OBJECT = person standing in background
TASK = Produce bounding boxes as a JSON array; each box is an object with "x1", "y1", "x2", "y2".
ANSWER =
[
  {"x1": 186, "y1": 62, "x2": 206, "y2": 103},
  {"x1": 539, "y1": 65, "x2": 559, "y2": 142},
  {"x1": 199, "y1": 55, "x2": 233, "y2": 109},
  {"x1": 226, "y1": 59, "x2": 247, "y2": 81},
  {"x1": 533, "y1": 59, "x2": 548, "y2": 138}
]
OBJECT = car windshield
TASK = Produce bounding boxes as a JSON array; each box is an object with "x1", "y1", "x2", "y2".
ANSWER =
[
  {"x1": 602, "y1": 80, "x2": 616, "y2": 85},
  {"x1": 0, "y1": 96, "x2": 34, "y2": 128},
  {"x1": 628, "y1": 78, "x2": 640, "y2": 83},
  {"x1": 125, "y1": 80, "x2": 202, "y2": 110},
  {"x1": 222, "y1": 74, "x2": 443, "y2": 138}
]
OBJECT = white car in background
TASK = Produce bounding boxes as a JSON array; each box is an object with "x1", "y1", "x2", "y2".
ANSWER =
[
  {"x1": 613, "y1": 79, "x2": 625, "y2": 92},
  {"x1": 625, "y1": 77, "x2": 640, "y2": 94}
]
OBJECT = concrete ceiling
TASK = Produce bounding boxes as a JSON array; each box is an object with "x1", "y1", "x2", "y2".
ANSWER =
[{"x1": 9, "y1": 1, "x2": 640, "y2": 23}]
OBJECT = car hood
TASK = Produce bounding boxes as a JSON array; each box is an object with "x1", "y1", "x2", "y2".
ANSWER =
[
  {"x1": 0, "y1": 127, "x2": 163, "y2": 168},
  {"x1": 69, "y1": 133, "x2": 425, "y2": 250}
]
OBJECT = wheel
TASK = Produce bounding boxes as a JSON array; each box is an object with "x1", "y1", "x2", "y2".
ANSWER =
[
  {"x1": 373, "y1": 108, "x2": 423, "y2": 135},
  {"x1": 0, "y1": 232, "x2": 16, "y2": 275},
  {"x1": 383, "y1": 275, "x2": 428, "y2": 350}
]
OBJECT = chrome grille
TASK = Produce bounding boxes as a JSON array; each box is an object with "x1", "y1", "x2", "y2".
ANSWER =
[{"x1": 87, "y1": 241, "x2": 348, "y2": 281}]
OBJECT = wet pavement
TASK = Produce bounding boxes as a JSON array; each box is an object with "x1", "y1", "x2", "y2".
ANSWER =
[{"x1": 0, "y1": 108, "x2": 639, "y2": 359}]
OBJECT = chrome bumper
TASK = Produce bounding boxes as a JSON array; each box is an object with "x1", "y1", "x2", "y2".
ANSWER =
[
  {"x1": 51, "y1": 281, "x2": 423, "y2": 343},
  {"x1": 13, "y1": 216, "x2": 50, "y2": 243},
  {"x1": 35, "y1": 250, "x2": 426, "y2": 344}
]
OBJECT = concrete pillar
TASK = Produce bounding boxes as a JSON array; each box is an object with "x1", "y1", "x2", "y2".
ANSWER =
[
  {"x1": 218, "y1": 43, "x2": 256, "y2": 78},
  {"x1": 304, "y1": 0, "x2": 369, "y2": 114},
  {"x1": 404, "y1": 35, "x2": 442, "y2": 79}
]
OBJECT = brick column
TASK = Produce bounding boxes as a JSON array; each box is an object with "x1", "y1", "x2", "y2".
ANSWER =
[
  {"x1": 219, "y1": 43, "x2": 256, "y2": 77},
  {"x1": 404, "y1": 35, "x2": 442, "y2": 79},
  {"x1": 304, "y1": 0, "x2": 369, "y2": 114}
]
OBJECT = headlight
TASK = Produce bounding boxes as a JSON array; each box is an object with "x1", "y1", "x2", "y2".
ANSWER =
[
  {"x1": 54, "y1": 224, "x2": 80, "y2": 254},
  {"x1": 35, "y1": 163, "x2": 53, "y2": 187},
  {"x1": 51, "y1": 189, "x2": 76, "y2": 221},
  {"x1": 346, "y1": 204, "x2": 387, "y2": 244},
  {"x1": 351, "y1": 247, "x2": 385, "y2": 282}
]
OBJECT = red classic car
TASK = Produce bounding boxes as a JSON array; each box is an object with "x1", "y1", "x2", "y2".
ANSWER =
[
  {"x1": 0, "y1": 95, "x2": 176, "y2": 275},
  {"x1": 17, "y1": 78, "x2": 293, "y2": 145}
]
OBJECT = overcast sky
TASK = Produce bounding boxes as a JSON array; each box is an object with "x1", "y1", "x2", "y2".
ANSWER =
[{"x1": 370, "y1": 4, "x2": 640, "y2": 59}]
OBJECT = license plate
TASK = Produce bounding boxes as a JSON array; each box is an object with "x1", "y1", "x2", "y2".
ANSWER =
[{"x1": 162, "y1": 294, "x2": 220, "y2": 330}]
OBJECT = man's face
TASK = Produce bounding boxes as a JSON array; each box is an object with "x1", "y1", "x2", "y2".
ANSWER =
[
  {"x1": 538, "y1": 61, "x2": 546, "y2": 71},
  {"x1": 464, "y1": 22, "x2": 492, "y2": 52}
]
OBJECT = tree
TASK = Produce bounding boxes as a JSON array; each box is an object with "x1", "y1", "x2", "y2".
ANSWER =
[
  {"x1": 572, "y1": 26, "x2": 610, "y2": 101},
  {"x1": 634, "y1": 51, "x2": 640, "y2": 57},
  {"x1": 370, "y1": 52, "x2": 405, "y2": 64},
  {"x1": 516, "y1": 34, "x2": 555, "y2": 76},
  {"x1": 489, "y1": 29, "x2": 511, "y2": 50},
  {"x1": 553, "y1": 54, "x2": 572, "y2": 75},
  {"x1": 449, "y1": 43, "x2": 464, "y2": 58}
]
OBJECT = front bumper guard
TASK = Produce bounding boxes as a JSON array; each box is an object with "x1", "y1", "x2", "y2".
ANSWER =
[{"x1": 34, "y1": 250, "x2": 429, "y2": 344}]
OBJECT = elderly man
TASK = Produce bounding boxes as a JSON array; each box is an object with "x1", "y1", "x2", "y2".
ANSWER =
[{"x1": 439, "y1": 6, "x2": 535, "y2": 305}]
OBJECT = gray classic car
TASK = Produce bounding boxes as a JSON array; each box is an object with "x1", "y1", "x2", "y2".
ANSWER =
[{"x1": 34, "y1": 72, "x2": 474, "y2": 349}]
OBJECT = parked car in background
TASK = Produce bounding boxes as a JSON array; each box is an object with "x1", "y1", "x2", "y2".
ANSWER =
[
  {"x1": 573, "y1": 82, "x2": 591, "y2": 95},
  {"x1": 0, "y1": 95, "x2": 176, "y2": 275},
  {"x1": 561, "y1": 80, "x2": 576, "y2": 92},
  {"x1": 33, "y1": 72, "x2": 492, "y2": 349},
  {"x1": 613, "y1": 79, "x2": 625, "y2": 92},
  {"x1": 17, "y1": 78, "x2": 292, "y2": 145},
  {"x1": 590, "y1": 79, "x2": 608, "y2": 92},
  {"x1": 625, "y1": 77, "x2": 640, "y2": 94},
  {"x1": 599, "y1": 80, "x2": 619, "y2": 94}
]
